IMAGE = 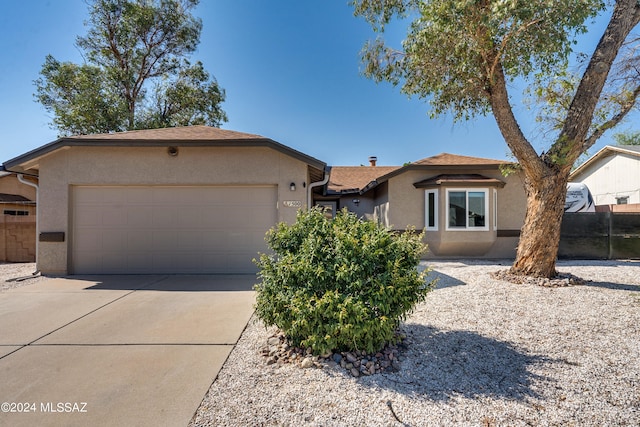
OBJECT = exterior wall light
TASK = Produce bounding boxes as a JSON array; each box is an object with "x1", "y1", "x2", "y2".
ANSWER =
[
  {"x1": 290, "y1": 182, "x2": 296, "y2": 191},
  {"x1": 167, "y1": 146, "x2": 179, "y2": 156},
  {"x1": 353, "y1": 199, "x2": 360, "y2": 206}
]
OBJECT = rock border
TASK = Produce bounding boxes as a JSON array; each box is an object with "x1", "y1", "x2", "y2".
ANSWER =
[
  {"x1": 490, "y1": 269, "x2": 586, "y2": 287},
  {"x1": 260, "y1": 331, "x2": 406, "y2": 377}
]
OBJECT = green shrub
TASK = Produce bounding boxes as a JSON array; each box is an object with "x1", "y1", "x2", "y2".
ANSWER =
[{"x1": 254, "y1": 207, "x2": 435, "y2": 355}]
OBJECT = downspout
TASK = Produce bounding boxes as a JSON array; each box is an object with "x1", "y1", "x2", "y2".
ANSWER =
[
  {"x1": 17, "y1": 174, "x2": 39, "y2": 274},
  {"x1": 307, "y1": 167, "x2": 330, "y2": 210}
]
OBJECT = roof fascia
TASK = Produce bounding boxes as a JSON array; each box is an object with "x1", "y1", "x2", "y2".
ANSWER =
[
  {"x1": 3, "y1": 138, "x2": 66, "y2": 171},
  {"x1": 571, "y1": 145, "x2": 640, "y2": 180},
  {"x1": 569, "y1": 145, "x2": 618, "y2": 179},
  {"x1": 3, "y1": 136, "x2": 326, "y2": 172}
]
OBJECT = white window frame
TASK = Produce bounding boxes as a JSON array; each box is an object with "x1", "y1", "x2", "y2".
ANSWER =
[
  {"x1": 424, "y1": 189, "x2": 438, "y2": 231},
  {"x1": 445, "y1": 188, "x2": 490, "y2": 231},
  {"x1": 493, "y1": 188, "x2": 498, "y2": 230}
]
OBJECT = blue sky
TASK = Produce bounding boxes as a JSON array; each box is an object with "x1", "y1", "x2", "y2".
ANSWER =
[{"x1": 0, "y1": 1, "x2": 632, "y2": 167}]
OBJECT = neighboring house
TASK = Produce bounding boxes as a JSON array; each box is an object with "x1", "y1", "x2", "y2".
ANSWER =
[
  {"x1": 319, "y1": 153, "x2": 527, "y2": 258},
  {"x1": 3, "y1": 126, "x2": 326, "y2": 275},
  {"x1": 570, "y1": 145, "x2": 640, "y2": 207},
  {"x1": 0, "y1": 172, "x2": 37, "y2": 262}
]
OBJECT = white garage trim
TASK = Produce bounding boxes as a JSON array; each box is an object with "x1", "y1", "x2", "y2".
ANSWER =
[{"x1": 71, "y1": 185, "x2": 277, "y2": 274}]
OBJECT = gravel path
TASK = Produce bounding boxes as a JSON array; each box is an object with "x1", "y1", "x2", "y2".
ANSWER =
[{"x1": 190, "y1": 259, "x2": 640, "y2": 427}]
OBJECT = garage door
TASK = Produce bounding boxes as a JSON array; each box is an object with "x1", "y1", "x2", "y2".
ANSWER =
[{"x1": 71, "y1": 186, "x2": 278, "y2": 274}]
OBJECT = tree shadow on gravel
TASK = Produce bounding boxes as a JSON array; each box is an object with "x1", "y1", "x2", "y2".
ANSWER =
[
  {"x1": 581, "y1": 281, "x2": 640, "y2": 292},
  {"x1": 363, "y1": 324, "x2": 555, "y2": 402},
  {"x1": 423, "y1": 271, "x2": 466, "y2": 289}
]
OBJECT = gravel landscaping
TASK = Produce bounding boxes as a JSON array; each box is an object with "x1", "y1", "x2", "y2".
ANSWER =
[
  {"x1": 190, "y1": 259, "x2": 640, "y2": 427},
  {"x1": 2, "y1": 261, "x2": 638, "y2": 425},
  {"x1": 0, "y1": 262, "x2": 44, "y2": 291}
]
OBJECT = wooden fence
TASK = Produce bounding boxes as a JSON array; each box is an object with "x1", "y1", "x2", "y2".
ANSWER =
[{"x1": 559, "y1": 212, "x2": 640, "y2": 259}]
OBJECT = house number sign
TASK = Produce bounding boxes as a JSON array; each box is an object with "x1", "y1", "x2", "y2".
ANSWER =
[{"x1": 283, "y1": 200, "x2": 302, "y2": 208}]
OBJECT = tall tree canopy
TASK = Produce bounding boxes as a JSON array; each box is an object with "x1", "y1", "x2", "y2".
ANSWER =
[
  {"x1": 35, "y1": 0, "x2": 226, "y2": 136},
  {"x1": 613, "y1": 130, "x2": 640, "y2": 145},
  {"x1": 352, "y1": 0, "x2": 640, "y2": 278}
]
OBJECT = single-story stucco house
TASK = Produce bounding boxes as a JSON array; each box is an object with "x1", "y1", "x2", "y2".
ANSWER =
[
  {"x1": 3, "y1": 126, "x2": 527, "y2": 275},
  {"x1": 320, "y1": 153, "x2": 527, "y2": 258},
  {"x1": 2, "y1": 126, "x2": 326, "y2": 275}
]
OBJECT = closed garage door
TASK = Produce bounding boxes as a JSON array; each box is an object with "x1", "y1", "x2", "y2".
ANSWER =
[{"x1": 71, "y1": 186, "x2": 278, "y2": 274}]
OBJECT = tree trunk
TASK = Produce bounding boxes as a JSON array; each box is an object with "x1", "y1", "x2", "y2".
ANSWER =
[{"x1": 510, "y1": 173, "x2": 569, "y2": 278}]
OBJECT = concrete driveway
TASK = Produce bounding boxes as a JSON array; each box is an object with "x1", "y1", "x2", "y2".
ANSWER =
[{"x1": 0, "y1": 275, "x2": 256, "y2": 427}]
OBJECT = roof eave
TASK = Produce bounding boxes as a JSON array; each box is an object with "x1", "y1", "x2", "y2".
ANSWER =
[
  {"x1": 570, "y1": 145, "x2": 640, "y2": 180},
  {"x1": 3, "y1": 136, "x2": 326, "y2": 172}
]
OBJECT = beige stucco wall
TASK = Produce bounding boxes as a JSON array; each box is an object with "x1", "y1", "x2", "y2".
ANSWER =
[
  {"x1": 385, "y1": 170, "x2": 426, "y2": 230},
  {"x1": 338, "y1": 195, "x2": 375, "y2": 220},
  {"x1": 496, "y1": 172, "x2": 527, "y2": 230},
  {"x1": 0, "y1": 174, "x2": 37, "y2": 200},
  {"x1": 35, "y1": 146, "x2": 312, "y2": 274},
  {"x1": 376, "y1": 168, "x2": 526, "y2": 258},
  {"x1": 372, "y1": 182, "x2": 390, "y2": 226}
]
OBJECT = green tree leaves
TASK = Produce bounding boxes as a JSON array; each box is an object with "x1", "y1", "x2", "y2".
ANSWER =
[
  {"x1": 613, "y1": 130, "x2": 640, "y2": 145},
  {"x1": 254, "y1": 208, "x2": 435, "y2": 355},
  {"x1": 34, "y1": 0, "x2": 226, "y2": 136},
  {"x1": 34, "y1": 55, "x2": 127, "y2": 135},
  {"x1": 354, "y1": 0, "x2": 604, "y2": 121}
]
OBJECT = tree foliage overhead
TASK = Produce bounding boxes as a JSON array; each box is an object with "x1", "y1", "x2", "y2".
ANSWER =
[
  {"x1": 613, "y1": 130, "x2": 640, "y2": 145},
  {"x1": 357, "y1": 0, "x2": 603, "y2": 119},
  {"x1": 34, "y1": 0, "x2": 226, "y2": 136},
  {"x1": 352, "y1": 0, "x2": 640, "y2": 278}
]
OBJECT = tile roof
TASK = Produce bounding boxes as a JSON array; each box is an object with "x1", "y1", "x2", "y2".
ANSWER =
[
  {"x1": 328, "y1": 166, "x2": 399, "y2": 194},
  {"x1": 68, "y1": 125, "x2": 264, "y2": 141}
]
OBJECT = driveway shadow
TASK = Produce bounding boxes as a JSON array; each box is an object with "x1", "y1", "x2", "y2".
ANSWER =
[
  {"x1": 78, "y1": 275, "x2": 257, "y2": 291},
  {"x1": 361, "y1": 324, "x2": 554, "y2": 402}
]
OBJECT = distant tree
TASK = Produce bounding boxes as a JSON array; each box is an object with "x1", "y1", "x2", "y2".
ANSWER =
[
  {"x1": 613, "y1": 131, "x2": 640, "y2": 145},
  {"x1": 352, "y1": 0, "x2": 640, "y2": 278},
  {"x1": 35, "y1": 0, "x2": 226, "y2": 136}
]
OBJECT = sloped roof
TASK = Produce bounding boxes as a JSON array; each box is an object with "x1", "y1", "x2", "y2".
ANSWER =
[
  {"x1": 0, "y1": 193, "x2": 33, "y2": 203},
  {"x1": 412, "y1": 153, "x2": 508, "y2": 167},
  {"x1": 325, "y1": 153, "x2": 510, "y2": 195},
  {"x1": 67, "y1": 125, "x2": 263, "y2": 141},
  {"x1": 327, "y1": 166, "x2": 400, "y2": 194},
  {"x1": 3, "y1": 126, "x2": 326, "y2": 173},
  {"x1": 358, "y1": 152, "x2": 510, "y2": 194},
  {"x1": 570, "y1": 145, "x2": 640, "y2": 180}
]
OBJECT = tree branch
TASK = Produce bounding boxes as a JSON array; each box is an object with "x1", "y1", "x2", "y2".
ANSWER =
[
  {"x1": 488, "y1": 62, "x2": 547, "y2": 180},
  {"x1": 552, "y1": 0, "x2": 640, "y2": 164},
  {"x1": 584, "y1": 81, "x2": 640, "y2": 150},
  {"x1": 490, "y1": 18, "x2": 544, "y2": 78}
]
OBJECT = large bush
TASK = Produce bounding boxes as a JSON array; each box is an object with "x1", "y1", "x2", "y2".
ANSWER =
[{"x1": 254, "y1": 208, "x2": 435, "y2": 355}]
